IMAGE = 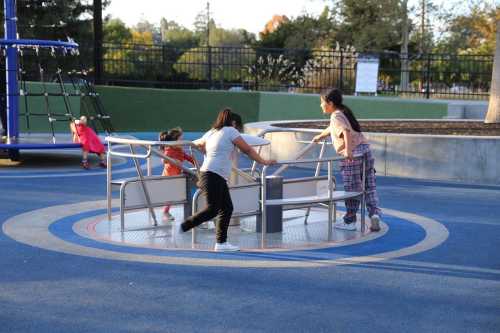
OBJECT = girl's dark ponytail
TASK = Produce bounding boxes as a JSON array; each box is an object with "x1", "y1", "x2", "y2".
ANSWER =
[
  {"x1": 321, "y1": 88, "x2": 361, "y2": 132},
  {"x1": 340, "y1": 104, "x2": 361, "y2": 132}
]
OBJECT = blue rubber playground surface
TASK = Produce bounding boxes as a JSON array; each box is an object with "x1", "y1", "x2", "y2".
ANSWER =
[{"x1": 1, "y1": 132, "x2": 499, "y2": 332}]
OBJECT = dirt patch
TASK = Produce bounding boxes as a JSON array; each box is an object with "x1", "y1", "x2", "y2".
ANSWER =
[{"x1": 272, "y1": 120, "x2": 500, "y2": 136}]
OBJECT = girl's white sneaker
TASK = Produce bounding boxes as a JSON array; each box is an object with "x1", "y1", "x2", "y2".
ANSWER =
[
  {"x1": 334, "y1": 221, "x2": 357, "y2": 231},
  {"x1": 214, "y1": 242, "x2": 240, "y2": 252},
  {"x1": 370, "y1": 214, "x2": 381, "y2": 232}
]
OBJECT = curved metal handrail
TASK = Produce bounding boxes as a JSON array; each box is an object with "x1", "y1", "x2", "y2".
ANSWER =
[
  {"x1": 106, "y1": 136, "x2": 202, "y2": 222},
  {"x1": 106, "y1": 136, "x2": 197, "y2": 148},
  {"x1": 253, "y1": 128, "x2": 334, "y2": 177},
  {"x1": 109, "y1": 145, "x2": 152, "y2": 160},
  {"x1": 260, "y1": 154, "x2": 366, "y2": 248},
  {"x1": 106, "y1": 136, "x2": 201, "y2": 170}
]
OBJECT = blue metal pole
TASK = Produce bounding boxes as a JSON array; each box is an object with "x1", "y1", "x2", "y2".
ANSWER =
[{"x1": 4, "y1": 0, "x2": 19, "y2": 143}]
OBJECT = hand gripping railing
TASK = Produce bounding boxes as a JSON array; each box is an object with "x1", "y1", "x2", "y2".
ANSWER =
[
  {"x1": 260, "y1": 154, "x2": 366, "y2": 249},
  {"x1": 105, "y1": 136, "x2": 201, "y2": 229}
]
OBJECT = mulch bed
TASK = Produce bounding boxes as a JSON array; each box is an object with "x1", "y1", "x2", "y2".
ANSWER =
[{"x1": 273, "y1": 120, "x2": 500, "y2": 136}]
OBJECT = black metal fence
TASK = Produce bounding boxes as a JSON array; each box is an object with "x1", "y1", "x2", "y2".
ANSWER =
[{"x1": 18, "y1": 42, "x2": 495, "y2": 100}]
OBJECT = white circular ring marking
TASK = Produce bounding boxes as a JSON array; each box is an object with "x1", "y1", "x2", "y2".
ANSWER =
[{"x1": 3, "y1": 200, "x2": 449, "y2": 268}]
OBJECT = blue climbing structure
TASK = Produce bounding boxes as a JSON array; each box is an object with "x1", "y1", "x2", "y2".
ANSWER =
[{"x1": 0, "y1": 0, "x2": 112, "y2": 159}]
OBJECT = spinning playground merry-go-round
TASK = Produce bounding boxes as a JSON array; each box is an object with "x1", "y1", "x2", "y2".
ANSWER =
[{"x1": 100, "y1": 133, "x2": 383, "y2": 252}]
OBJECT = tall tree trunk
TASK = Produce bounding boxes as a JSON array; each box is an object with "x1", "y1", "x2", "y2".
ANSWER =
[
  {"x1": 485, "y1": 20, "x2": 500, "y2": 124},
  {"x1": 419, "y1": 0, "x2": 426, "y2": 54},
  {"x1": 400, "y1": 0, "x2": 409, "y2": 92},
  {"x1": 94, "y1": 0, "x2": 103, "y2": 85}
]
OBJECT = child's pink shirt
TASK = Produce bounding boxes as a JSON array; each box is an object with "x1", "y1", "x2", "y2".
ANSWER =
[
  {"x1": 329, "y1": 111, "x2": 368, "y2": 155},
  {"x1": 73, "y1": 123, "x2": 105, "y2": 154}
]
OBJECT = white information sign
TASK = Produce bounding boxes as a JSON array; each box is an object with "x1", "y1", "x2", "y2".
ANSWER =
[{"x1": 355, "y1": 57, "x2": 380, "y2": 94}]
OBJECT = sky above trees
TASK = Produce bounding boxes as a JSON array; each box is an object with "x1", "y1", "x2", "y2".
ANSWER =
[
  {"x1": 103, "y1": 0, "x2": 483, "y2": 36},
  {"x1": 9, "y1": 0, "x2": 497, "y2": 55},
  {"x1": 103, "y1": 0, "x2": 328, "y2": 36}
]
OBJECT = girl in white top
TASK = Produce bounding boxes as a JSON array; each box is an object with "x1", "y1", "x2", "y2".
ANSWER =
[
  {"x1": 313, "y1": 88, "x2": 381, "y2": 232},
  {"x1": 180, "y1": 108, "x2": 275, "y2": 252}
]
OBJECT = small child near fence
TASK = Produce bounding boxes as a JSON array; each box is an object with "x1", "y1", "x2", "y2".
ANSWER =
[
  {"x1": 159, "y1": 127, "x2": 195, "y2": 221},
  {"x1": 70, "y1": 115, "x2": 106, "y2": 169}
]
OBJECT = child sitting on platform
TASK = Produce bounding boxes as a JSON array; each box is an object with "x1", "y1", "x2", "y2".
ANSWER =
[
  {"x1": 159, "y1": 127, "x2": 195, "y2": 221},
  {"x1": 70, "y1": 116, "x2": 106, "y2": 169}
]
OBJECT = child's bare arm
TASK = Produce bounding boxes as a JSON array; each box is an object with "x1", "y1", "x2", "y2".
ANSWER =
[
  {"x1": 343, "y1": 129, "x2": 354, "y2": 160},
  {"x1": 184, "y1": 152, "x2": 196, "y2": 165},
  {"x1": 312, "y1": 126, "x2": 331, "y2": 142},
  {"x1": 193, "y1": 140, "x2": 206, "y2": 154}
]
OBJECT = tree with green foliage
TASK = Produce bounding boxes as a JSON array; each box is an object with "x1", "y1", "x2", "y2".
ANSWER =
[
  {"x1": 333, "y1": 0, "x2": 405, "y2": 51},
  {"x1": 5, "y1": 1, "x2": 110, "y2": 76},
  {"x1": 209, "y1": 27, "x2": 256, "y2": 47},
  {"x1": 104, "y1": 18, "x2": 132, "y2": 44},
  {"x1": 174, "y1": 24, "x2": 256, "y2": 83},
  {"x1": 174, "y1": 1, "x2": 257, "y2": 84},
  {"x1": 15, "y1": 0, "x2": 110, "y2": 44},
  {"x1": 434, "y1": 3, "x2": 500, "y2": 55},
  {"x1": 102, "y1": 18, "x2": 133, "y2": 76},
  {"x1": 193, "y1": 4, "x2": 213, "y2": 46},
  {"x1": 256, "y1": 9, "x2": 335, "y2": 82},
  {"x1": 102, "y1": 19, "x2": 164, "y2": 80},
  {"x1": 158, "y1": 19, "x2": 200, "y2": 80},
  {"x1": 258, "y1": 8, "x2": 335, "y2": 50},
  {"x1": 160, "y1": 19, "x2": 199, "y2": 48},
  {"x1": 135, "y1": 18, "x2": 161, "y2": 43},
  {"x1": 411, "y1": 0, "x2": 438, "y2": 54}
]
